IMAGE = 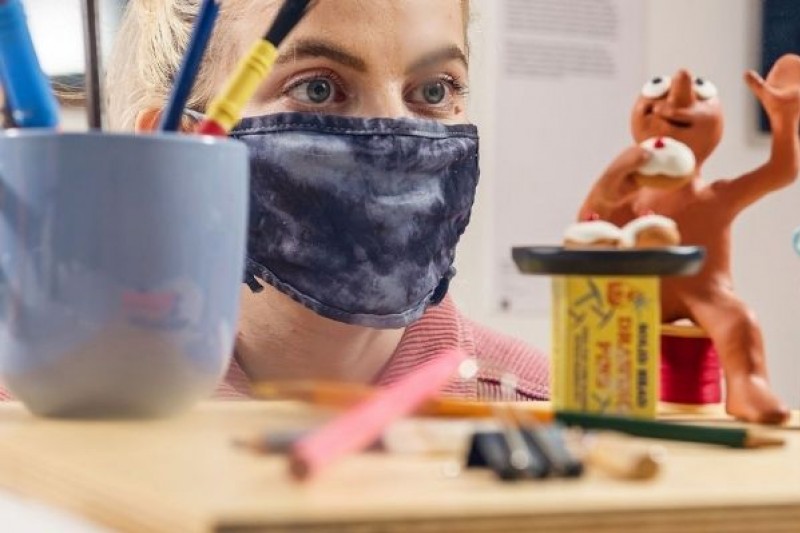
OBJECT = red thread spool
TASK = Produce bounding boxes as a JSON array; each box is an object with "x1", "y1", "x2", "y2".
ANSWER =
[{"x1": 660, "y1": 324, "x2": 722, "y2": 404}]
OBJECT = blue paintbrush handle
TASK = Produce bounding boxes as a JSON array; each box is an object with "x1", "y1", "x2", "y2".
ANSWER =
[
  {"x1": 0, "y1": 0, "x2": 59, "y2": 128},
  {"x1": 160, "y1": 0, "x2": 220, "y2": 132}
]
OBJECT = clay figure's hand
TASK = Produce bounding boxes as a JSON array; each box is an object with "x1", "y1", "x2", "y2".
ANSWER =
[
  {"x1": 600, "y1": 146, "x2": 651, "y2": 201},
  {"x1": 745, "y1": 54, "x2": 800, "y2": 131},
  {"x1": 579, "y1": 145, "x2": 650, "y2": 221}
]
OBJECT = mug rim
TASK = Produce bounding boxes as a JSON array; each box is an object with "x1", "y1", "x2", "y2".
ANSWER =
[{"x1": 0, "y1": 129, "x2": 245, "y2": 151}]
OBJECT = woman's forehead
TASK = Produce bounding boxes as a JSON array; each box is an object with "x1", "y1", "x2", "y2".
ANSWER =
[{"x1": 228, "y1": 0, "x2": 467, "y2": 60}]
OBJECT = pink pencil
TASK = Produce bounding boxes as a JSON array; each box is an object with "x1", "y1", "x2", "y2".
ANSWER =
[{"x1": 289, "y1": 348, "x2": 468, "y2": 481}]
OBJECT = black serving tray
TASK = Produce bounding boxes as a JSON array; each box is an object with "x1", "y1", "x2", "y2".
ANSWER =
[{"x1": 512, "y1": 246, "x2": 706, "y2": 277}]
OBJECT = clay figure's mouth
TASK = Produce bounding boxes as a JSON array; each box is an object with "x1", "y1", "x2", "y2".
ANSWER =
[
  {"x1": 663, "y1": 116, "x2": 692, "y2": 129},
  {"x1": 643, "y1": 105, "x2": 693, "y2": 129}
]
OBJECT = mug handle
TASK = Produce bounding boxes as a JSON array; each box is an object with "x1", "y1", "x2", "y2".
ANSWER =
[{"x1": 793, "y1": 227, "x2": 800, "y2": 256}]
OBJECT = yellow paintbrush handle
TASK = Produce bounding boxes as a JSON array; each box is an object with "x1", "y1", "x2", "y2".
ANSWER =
[{"x1": 204, "y1": 40, "x2": 278, "y2": 133}]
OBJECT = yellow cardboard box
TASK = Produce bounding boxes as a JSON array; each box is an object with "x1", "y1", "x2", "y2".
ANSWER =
[{"x1": 552, "y1": 276, "x2": 660, "y2": 418}]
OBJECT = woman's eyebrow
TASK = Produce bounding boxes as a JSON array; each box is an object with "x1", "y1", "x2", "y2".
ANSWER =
[
  {"x1": 405, "y1": 45, "x2": 468, "y2": 75},
  {"x1": 275, "y1": 39, "x2": 368, "y2": 72}
]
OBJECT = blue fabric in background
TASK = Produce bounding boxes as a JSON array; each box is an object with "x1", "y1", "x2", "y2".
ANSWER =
[{"x1": 760, "y1": 0, "x2": 800, "y2": 132}]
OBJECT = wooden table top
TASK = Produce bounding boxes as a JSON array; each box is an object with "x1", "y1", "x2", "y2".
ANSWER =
[{"x1": 0, "y1": 401, "x2": 797, "y2": 533}]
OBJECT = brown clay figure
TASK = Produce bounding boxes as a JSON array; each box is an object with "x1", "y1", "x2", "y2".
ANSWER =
[{"x1": 578, "y1": 54, "x2": 800, "y2": 424}]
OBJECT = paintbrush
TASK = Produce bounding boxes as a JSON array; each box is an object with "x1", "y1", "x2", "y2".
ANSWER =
[
  {"x1": 160, "y1": 0, "x2": 221, "y2": 131},
  {"x1": 196, "y1": 0, "x2": 315, "y2": 135},
  {"x1": 0, "y1": 0, "x2": 59, "y2": 128}
]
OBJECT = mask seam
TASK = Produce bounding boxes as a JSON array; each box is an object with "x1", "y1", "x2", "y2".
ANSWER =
[
  {"x1": 230, "y1": 124, "x2": 477, "y2": 138},
  {"x1": 185, "y1": 110, "x2": 479, "y2": 138}
]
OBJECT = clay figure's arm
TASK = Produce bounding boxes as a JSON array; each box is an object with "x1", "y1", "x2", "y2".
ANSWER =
[
  {"x1": 719, "y1": 55, "x2": 800, "y2": 213},
  {"x1": 577, "y1": 146, "x2": 649, "y2": 222}
]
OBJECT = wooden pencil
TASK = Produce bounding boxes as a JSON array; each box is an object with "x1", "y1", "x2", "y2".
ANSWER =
[{"x1": 252, "y1": 380, "x2": 554, "y2": 422}]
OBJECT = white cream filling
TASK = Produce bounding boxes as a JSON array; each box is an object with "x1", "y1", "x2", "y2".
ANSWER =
[
  {"x1": 564, "y1": 220, "x2": 622, "y2": 244},
  {"x1": 638, "y1": 137, "x2": 696, "y2": 177}
]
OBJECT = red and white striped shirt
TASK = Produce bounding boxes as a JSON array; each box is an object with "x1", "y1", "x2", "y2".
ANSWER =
[{"x1": 216, "y1": 297, "x2": 550, "y2": 401}]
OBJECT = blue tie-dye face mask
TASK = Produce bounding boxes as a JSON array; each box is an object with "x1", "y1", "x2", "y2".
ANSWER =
[{"x1": 227, "y1": 112, "x2": 480, "y2": 329}]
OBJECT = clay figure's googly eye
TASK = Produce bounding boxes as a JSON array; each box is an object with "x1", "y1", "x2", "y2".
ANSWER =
[
  {"x1": 693, "y1": 77, "x2": 718, "y2": 100},
  {"x1": 641, "y1": 76, "x2": 672, "y2": 99}
]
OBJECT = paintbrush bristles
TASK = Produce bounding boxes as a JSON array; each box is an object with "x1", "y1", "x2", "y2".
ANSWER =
[{"x1": 264, "y1": 0, "x2": 314, "y2": 46}]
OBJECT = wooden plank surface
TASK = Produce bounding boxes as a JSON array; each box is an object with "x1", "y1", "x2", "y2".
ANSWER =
[{"x1": 0, "y1": 402, "x2": 797, "y2": 532}]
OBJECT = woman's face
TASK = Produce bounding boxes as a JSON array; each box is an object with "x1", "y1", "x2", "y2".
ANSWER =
[{"x1": 229, "y1": 0, "x2": 468, "y2": 123}]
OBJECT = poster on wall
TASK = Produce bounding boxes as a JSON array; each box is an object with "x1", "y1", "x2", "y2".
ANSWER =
[{"x1": 491, "y1": 0, "x2": 646, "y2": 314}]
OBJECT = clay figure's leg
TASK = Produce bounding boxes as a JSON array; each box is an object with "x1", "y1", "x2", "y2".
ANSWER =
[{"x1": 684, "y1": 289, "x2": 789, "y2": 424}]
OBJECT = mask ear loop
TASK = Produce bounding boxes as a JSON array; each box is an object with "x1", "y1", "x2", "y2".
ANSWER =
[{"x1": 430, "y1": 267, "x2": 456, "y2": 306}]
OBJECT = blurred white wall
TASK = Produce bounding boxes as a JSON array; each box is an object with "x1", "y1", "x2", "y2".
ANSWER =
[
  {"x1": 455, "y1": 0, "x2": 800, "y2": 407},
  {"x1": 28, "y1": 0, "x2": 123, "y2": 76}
]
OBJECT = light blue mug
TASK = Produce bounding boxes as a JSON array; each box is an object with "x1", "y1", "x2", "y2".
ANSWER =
[
  {"x1": 794, "y1": 227, "x2": 800, "y2": 256},
  {"x1": 0, "y1": 131, "x2": 249, "y2": 417}
]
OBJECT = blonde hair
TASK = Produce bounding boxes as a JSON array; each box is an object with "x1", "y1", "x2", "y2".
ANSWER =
[
  {"x1": 106, "y1": 0, "x2": 471, "y2": 131},
  {"x1": 107, "y1": 0, "x2": 261, "y2": 130}
]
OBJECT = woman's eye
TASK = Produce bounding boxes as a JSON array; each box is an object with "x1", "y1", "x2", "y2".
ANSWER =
[
  {"x1": 641, "y1": 75, "x2": 672, "y2": 99},
  {"x1": 407, "y1": 78, "x2": 465, "y2": 108},
  {"x1": 693, "y1": 77, "x2": 718, "y2": 100},
  {"x1": 304, "y1": 79, "x2": 332, "y2": 103},
  {"x1": 421, "y1": 81, "x2": 447, "y2": 104},
  {"x1": 285, "y1": 77, "x2": 344, "y2": 105}
]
